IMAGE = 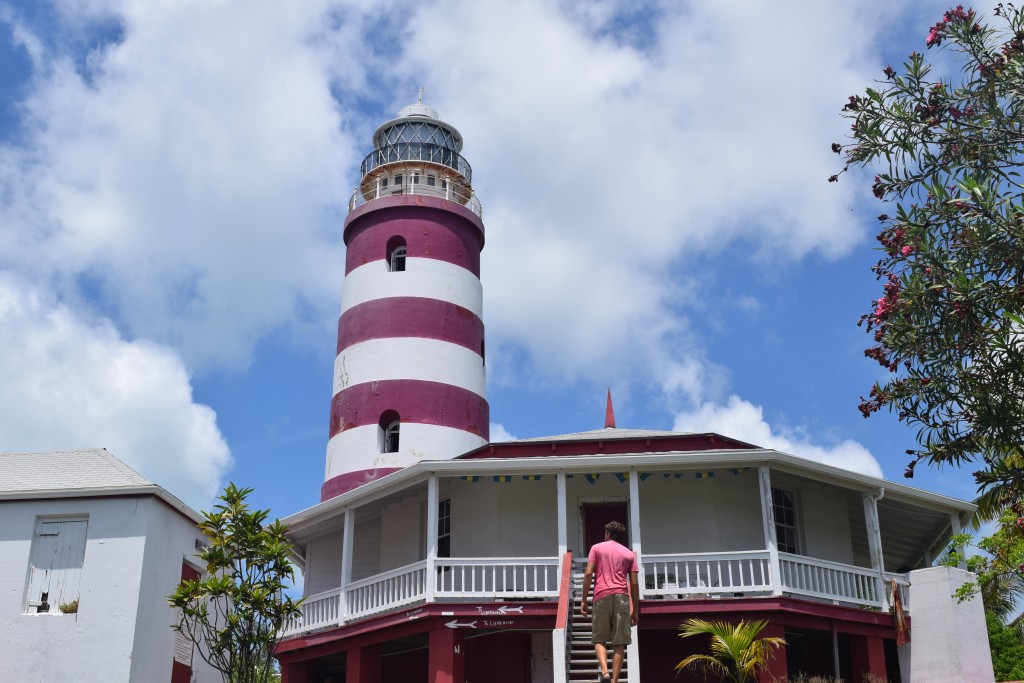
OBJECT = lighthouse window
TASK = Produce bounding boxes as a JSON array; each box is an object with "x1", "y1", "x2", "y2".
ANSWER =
[
  {"x1": 386, "y1": 237, "x2": 407, "y2": 272},
  {"x1": 394, "y1": 174, "x2": 403, "y2": 186},
  {"x1": 390, "y1": 246, "x2": 407, "y2": 272},
  {"x1": 384, "y1": 421, "x2": 400, "y2": 453},
  {"x1": 426, "y1": 174, "x2": 436, "y2": 187},
  {"x1": 411, "y1": 172, "x2": 419, "y2": 185},
  {"x1": 380, "y1": 177, "x2": 388, "y2": 189}
]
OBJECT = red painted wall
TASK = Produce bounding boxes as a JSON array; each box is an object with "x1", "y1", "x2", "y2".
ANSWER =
[{"x1": 464, "y1": 632, "x2": 530, "y2": 683}]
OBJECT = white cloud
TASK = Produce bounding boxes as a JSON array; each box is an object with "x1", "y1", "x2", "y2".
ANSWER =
[
  {"x1": 673, "y1": 395, "x2": 883, "y2": 477},
  {"x1": 0, "y1": 275, "x2": 231, "y2": 508},
  {"x1": 488, "y1": 422, "x2": 518, "y2": 443}
]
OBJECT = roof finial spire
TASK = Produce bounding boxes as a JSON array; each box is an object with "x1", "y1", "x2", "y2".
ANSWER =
[
  {"x1": 417, "y1": 86, "x2": 425, "y2": 104},
  {"x1": 604, "y1": 388, "x2": 616, "y2": 429}
]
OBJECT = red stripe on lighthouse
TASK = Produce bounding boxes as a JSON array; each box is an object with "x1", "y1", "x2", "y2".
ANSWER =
[
  {"x1": 329, "y1": 380, "x2": 490, "y2": 439},
  {"x1": 344, "y1": 201, "x2": 483, "y2": 276},
  {"x1": 337, "y1": 298, "x2": 484, "y2": 355}
]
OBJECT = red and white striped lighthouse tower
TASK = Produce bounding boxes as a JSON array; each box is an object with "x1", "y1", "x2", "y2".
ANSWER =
[{"x1": 321, "y1": 98, "x2": 489, "y2": 501}]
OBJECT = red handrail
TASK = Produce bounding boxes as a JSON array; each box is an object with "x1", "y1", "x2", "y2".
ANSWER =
[{"x1": 554, "y1": 551, "x2": 573, "y2": 630}]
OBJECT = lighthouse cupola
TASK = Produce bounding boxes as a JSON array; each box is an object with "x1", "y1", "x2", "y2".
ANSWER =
[{"x1": 323, "y1": 99, "x2": 489, "y2": 501}]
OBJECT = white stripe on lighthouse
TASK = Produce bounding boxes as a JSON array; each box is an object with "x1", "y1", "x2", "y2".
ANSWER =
[
  {"x1": 340, "y1": 258, "x2": 483, "y2": 319},
  {"x1": 333, "y1": 338, "x2": 486, "y2": 398},
  {"x1": 325, "y1": 424, "x2": 488, "y2": 480}
]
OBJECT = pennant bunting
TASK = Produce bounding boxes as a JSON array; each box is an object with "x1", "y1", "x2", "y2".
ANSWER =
[
  {"x1": 614, "y1": 473, "x2": 629, "y2": 483},
  {"x1": 493, "y1": 475, "x2": 512, "y2": 483},
  {"x1": 639, "y1": 473, "x2": 651, "y2": 481},
  {"x1": 584, "y1": 473, "x2": 601, "y2": 485},
  {"x1": 522, "y1": 475, "x2": 542, "y2": 481},
  {"x1": 460, "y1": 476, "x2": 480, "y2": 482}
]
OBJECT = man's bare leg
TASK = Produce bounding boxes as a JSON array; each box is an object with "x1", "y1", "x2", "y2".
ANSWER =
[
  {"x1": 594, "y1": 642, "x2": 609, "y2": 678},
  {"x1": 611, "y1": 645, "x2": 625, "y2": 683}
]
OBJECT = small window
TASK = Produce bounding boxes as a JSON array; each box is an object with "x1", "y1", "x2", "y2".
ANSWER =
[
  {"x1": 411, "y1": 172, "x2": 420, "y2": 184},
  {"x1": 426, "y1": 174, "x2": 436, "y2": 187},
  {"x1": 380, "y1": 177, "x2": 389, "y2": 189},
  {"x1": 384, "y1": 421, "x2": 400, "y2": 453},
  {"x1": 394, "y1": 174, "x2": 403, "y2": 186},
  {"x1": 390, "y1": 246, "x2": 407, "y2": 272},
  {"x1": 24, "y1": 517, "x2": 88, "y2": 613},
  {"x1": 772, "y1": 488, "x2": 799, "y2": 554},
  {"x1": 386, "y1": 236, "x2": 407, "y2": 272},
  {"x1": 438, "y1": 498, "x2": 451, "y2": 558},
  {"x1": 379, "y1": 410, "x2": 401, "y2": 453}
]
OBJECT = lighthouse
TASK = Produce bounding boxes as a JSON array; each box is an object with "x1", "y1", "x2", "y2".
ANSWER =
[{"x1": 321, "y1": 98, "x2": 489, "y2": 501}]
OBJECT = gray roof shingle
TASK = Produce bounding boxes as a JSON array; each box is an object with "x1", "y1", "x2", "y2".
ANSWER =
[{"x1": 0, "y1": 448, "x2": 154, "y2": 494}]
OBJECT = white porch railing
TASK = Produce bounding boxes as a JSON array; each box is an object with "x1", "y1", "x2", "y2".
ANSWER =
[
  {"x1": 779, "y1": 552, "x2": 885, "y2": 609},
  {"x1": 283, "y1": 587, "x2": 341, "y2": 636},
  {"x1": 643, "y1": 551, "x2": 773, "y2": 597},
  {"x1": 282, "y1": 553, "x2": 912, "y2": 639},
  {"x1": 345, "y1": 560, "x2": 428, "y2": 621},
  {"x1": 434, "y1": 557, "x2": 561, "y2": 598}
]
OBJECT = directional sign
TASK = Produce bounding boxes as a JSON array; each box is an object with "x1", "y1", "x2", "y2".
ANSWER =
[
  {"x1": 496, "y1": 605, "x2": 523, "y2": 614},
  {"x1": 445, "y1": 619, "x2": 478, "y2": 629}
]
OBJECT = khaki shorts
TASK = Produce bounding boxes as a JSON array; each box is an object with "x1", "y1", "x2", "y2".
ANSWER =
[{"x1": 591, "y1": 593, "x2": 632, "y2": 645}]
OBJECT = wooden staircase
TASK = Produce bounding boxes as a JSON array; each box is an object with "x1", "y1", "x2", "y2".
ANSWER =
[{"x1": 567, "y1": 572, "x2": 632, "y2": 683}]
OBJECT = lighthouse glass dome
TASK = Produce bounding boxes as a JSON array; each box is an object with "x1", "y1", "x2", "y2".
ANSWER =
[{"x1": 361, "y1": 119, "x2": 472, "y2": 182}]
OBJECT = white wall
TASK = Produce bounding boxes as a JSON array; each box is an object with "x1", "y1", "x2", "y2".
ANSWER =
[
  {"x1": 0, "y1": 495, "x2": 213, "y2": 682},
  {"x1": 380, "y1": 496, "x2": 422, "y2": 570},
  {"x1": 352, "y1": 517, "x2": 382, "y2": 581},
  {"x1": 132, "y1": 500, "x2": 218, "y2": 683},
  {"x1": 305, "y1": 532, "x2": 343, "y2": 596},
  {"x1": 796, "y1": 482, "x2": 854, "y2": 563},
  {"x1": 636, "y1": 471, "x2": 764, "y2": 554},
  {"x1": 903, "y1": 566, "x2": 995, "y2": 683},
  {"x1": 450, "y1": 478, "x2": 558, "y2": 557}
]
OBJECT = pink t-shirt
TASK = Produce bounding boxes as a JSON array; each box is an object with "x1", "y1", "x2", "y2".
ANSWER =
[{"x1": 588, "y1": 540, "x2": 639, "y2": 603}]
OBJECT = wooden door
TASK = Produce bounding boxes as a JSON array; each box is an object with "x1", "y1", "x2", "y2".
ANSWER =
[{"x1": 582, "y1": 503, "x2": 628, "y2": 557}]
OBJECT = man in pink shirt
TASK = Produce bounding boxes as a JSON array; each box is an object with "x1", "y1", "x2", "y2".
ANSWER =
[{"x1": 580, "y1": 521, "x2": 639, "y2": 683}]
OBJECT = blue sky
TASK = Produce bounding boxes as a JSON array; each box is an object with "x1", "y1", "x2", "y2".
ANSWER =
[{"x1": 0, "y1": 0, "x2": 980, "y2": 518}]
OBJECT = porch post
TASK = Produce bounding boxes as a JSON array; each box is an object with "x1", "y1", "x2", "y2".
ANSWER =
[
  {"x1": 757, "y1": 466, "x2": 783, "y2": 596},
  {"x1": 426, "y1": 474, "x2": 439, "y2": 602},
  {"x1": 627, "y1": 468, "x2": 643, "y2": 683},
  {"x1": 862, "y1": 490, "x2": 888, "y2": 609},
  {"x1": 628, "y1": 469, "x2": 643, "y2": 597},
  {"x1": 556, "y1": 472, "x2": 567, "y2": 558},
  {"x1": 950, "y1": 512, "x2": 967, "y2": 569},
  {"x1": 339, "y1": 507, "x2": 355, "y2": 624}
]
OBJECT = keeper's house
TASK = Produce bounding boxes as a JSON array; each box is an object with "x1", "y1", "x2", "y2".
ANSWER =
[
  {"x1": 276, "y1": 428, "x2": 992, "y2": 683},
  {"x1": 274, "y1": 100, "x2": 993, "y2": 683}
]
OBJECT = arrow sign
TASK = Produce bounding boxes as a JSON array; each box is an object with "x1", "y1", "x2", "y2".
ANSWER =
[
  {"x1": 445, "y1": 619, "x2": 477, "y2": 629},
  {"x1": 496, "y1": 606, "x2": 523, "y2": 614}
]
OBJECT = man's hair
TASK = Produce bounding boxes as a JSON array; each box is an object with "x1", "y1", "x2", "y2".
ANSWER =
[{"x1": 604, "y1": 521, "x2": 627, "y2": 543}]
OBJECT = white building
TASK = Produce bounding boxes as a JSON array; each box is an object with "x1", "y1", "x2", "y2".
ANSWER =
[{"x1": 0, "y1": 448, "x2": 217, "y2": 683}]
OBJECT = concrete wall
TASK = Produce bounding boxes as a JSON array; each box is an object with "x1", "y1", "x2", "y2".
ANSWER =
[
  {"x1": 0, "y1": 495, "x2": 213, "y2": 682},
  {"x1": 902, "y1": 566, "x2": 995, "y2": 683},
  {"x1": 132, "y1": 499, "x2": 218, "y2": 683}
]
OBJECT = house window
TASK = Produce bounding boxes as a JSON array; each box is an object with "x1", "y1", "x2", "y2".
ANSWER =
[
  {"x1": 438, "y1": 498, "x2": 451, "y2": 558},
  {"x1": 386, "y1": 236, "x2": 407, "y2": 272},
  {"x1": 772, "y1": 488, "x2": 799, "y2": 554},
  {"x1": 24, "y1": 517, "x2": 88, "y2": 614}
]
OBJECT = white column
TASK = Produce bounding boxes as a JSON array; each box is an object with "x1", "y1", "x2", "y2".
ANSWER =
[
  {"x1": 426, "y1": 474, "x2": 439, "y2": 602},
  {"x1": 758, "y1": 466, "x2": 783, "y2": 596},
  {"x1": 627, "y1": 469, "x2": 643, "y2": 683},
  {"x1": 556, "y1": 472, "x2": 567, "y2": 558},
  {"x1": 950, "y1": 512, "x2": 967, "y2": 570},
  {"x1": 862, "y1": 490, "x2": 888, "y2": 609},
  {"x1": 339, "y1": 507, "x2": 355, "y2": 624}
]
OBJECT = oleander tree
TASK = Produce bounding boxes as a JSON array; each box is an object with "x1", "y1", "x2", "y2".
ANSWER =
[
  {"x1": 168, "y1": 483, "x2": 301, "y2": 683},
  {"x1": 832, "y1": 3, "x2": 1024, "y2": 504}
]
